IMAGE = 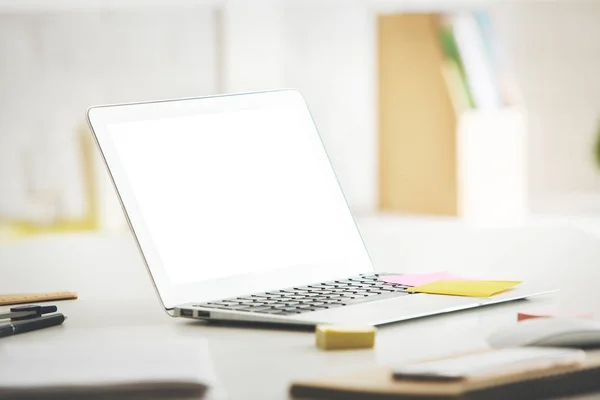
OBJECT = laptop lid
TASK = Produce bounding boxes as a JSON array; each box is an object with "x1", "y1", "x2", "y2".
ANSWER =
[{"x1": 87, "y1": 90, "x2": 373, "y2": 310}]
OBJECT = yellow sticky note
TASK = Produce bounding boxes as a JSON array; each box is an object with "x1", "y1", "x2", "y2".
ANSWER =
[{"x1": 406, "y1": 280, "x2": 521, "y2": 298}]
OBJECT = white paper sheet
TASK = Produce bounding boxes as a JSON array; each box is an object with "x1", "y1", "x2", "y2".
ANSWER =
[{"x1": 0, "y1": 329, "x2": 219, "y2": 398}]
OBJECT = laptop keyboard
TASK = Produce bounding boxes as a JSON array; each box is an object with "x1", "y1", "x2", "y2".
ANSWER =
[{"x1": 195, "y1": 273, "x2": 415, "y2": 316}]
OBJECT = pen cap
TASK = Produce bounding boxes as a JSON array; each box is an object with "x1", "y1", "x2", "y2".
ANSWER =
[{"x1": 10, "y1": 305, "x2": 58, "y2": 321}]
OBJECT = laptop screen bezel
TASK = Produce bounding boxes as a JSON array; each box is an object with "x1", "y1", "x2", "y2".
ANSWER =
[{"x1": 86, "y1": 89, "x2": 374, "y2": 310}]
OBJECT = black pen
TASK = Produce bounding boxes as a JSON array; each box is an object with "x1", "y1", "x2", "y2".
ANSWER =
[{"x1": 0, "y1": 313, "x2": 66, "y2": 338}]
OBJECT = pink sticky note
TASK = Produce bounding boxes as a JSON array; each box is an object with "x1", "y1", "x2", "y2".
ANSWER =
[{"x1": 380, "y1": 272, "x2": 466, "y2": 287}]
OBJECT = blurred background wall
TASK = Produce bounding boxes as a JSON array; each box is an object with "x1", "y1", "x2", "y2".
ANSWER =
[
  {"x1": 494, "y1": 1, "x2": 600, "y2": 214},
  {"x1": 0, "y1": 0, "x2": 599, "y2": 236},
  {"x1": 0, "y1": 7, "x2": 218, "y2": 231}
]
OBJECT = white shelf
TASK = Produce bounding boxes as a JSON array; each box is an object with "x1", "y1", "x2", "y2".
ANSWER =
[
  {"x1": 0, "y1": 0, "x2": 223, "y2": 11},
  {"x1": 0, "y1": 0, "x2": 496, "y2": 12},
  {"x1": 372, "y1": 0, "x2": 492, "y2": 13}
]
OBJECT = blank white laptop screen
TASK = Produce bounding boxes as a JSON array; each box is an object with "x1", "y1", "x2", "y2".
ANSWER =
[{"x1": 106, "y1": 104, "x2": 366, "y2": 286}]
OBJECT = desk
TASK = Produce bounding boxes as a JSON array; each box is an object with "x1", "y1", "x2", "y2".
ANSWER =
[{"x1": 2, "y1": 216, "x2": 600, "y2": 399}]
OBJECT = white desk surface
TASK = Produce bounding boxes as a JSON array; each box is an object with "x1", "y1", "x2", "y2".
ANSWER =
[{"x1": 2, "y1": 216, "x2": 600, "y2": 399}]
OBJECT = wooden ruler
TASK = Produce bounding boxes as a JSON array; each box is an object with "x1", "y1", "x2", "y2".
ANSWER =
[{"x1": 0, "y1": 292, "x2": 78, "y2": 306}]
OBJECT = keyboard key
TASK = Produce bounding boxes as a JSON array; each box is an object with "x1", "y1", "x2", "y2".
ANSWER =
[
  {"x1": 275, "y1": 307, "x2": 299, "y2": 312},
  {"x1": 247, "y1": 307, "x2": 275, "y2": 313},
  {"x1": 200, "y1": 304, "x2": 224, "y2": 309},
  {"x1": 310, "y1": 291, "x2": 336, "y2": 296},
  {"x1": 285, "y1": 294, "x2": 308, "y2": 299},
  {"x1": 324, "y1": 302, "x2": 345, "y2": 308},
  {"x1": 345, "y1": 291, "x2": 409, "y2": 306},
  {"x1": 206, "y1": 302, "x2": 234, "y2": 307}
]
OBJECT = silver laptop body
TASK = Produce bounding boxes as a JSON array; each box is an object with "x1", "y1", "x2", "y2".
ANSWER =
[{"x1": 87, "y1": 89, "x2": 553, "y2": 327}]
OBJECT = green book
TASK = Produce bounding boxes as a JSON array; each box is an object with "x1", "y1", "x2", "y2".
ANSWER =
[
  {"x1": 438, "y1": 24, "x2": 475, "y2": 109},
  {"x1": 595, "y1": 122, "x2": 600, "y2": 169}
]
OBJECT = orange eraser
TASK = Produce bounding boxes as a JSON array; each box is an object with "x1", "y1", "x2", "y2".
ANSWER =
[{"x1": 518, "y1": 309, "x2": 594, "y2": 322}]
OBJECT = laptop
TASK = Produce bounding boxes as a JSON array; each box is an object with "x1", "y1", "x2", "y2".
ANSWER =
[{"x1": 87, "y1": 89, "x2": 553, "y2": 327}]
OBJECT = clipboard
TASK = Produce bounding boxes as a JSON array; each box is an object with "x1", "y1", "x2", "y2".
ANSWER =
[{"x1": 290, "y1": 349, "x2": 600, "y2": 400}]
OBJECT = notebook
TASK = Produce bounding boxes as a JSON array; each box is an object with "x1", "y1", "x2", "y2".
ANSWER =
[
  {"x1": 290, "y1": 349, "x2": 600, "y2": 400},
  {"x1": 0, "y1": 330, "x2": 217, "y2": 399}
]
